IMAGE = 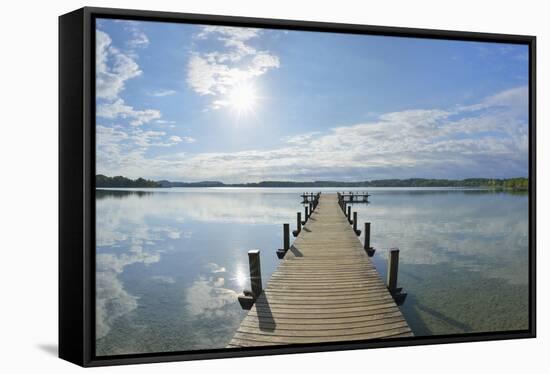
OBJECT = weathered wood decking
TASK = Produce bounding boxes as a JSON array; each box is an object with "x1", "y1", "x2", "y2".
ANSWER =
[{"x1": 228, "y1": 194, "x2": 412, "y2": 347}]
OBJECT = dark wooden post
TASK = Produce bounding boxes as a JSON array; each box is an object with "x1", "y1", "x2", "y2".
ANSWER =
[
  {"x1": 386, "y1": 248, "x2": 407, "y2": 305},
  {"x1": 277, "y1": 223, "x2": 290, "y2": 259},
  {"x1": 304, "y1": 206, "x2": 309, "y2": 224},
  {"x1": 364, "y1": 222, "x2": 375, "y2": 256},
  {"x1": 249, "y1": 250, "x2": 262, "y2": 297},
  {"x1": 238, "y1": 249, "x2": 263, "y2": 309},
  {"x1": 309, "y1": 202, "x2": 313, "y2": 214},
  {"x1": 364, "y1": 222, "x2": 370, "y2": 249},
  {"x1": 293, "y1": 212, "x2": 302, "y2": 237},
  {"x1": 353, "y1": 212, "x2": 361, "y2": 235},
  {"x1": 387, "y1": 249, "x2": 399, "y2": 294},
  {"x1": 284, "y1": 223, "x2": 289, "y2": 250},
  {"x1": 347, "y1": 205, "x2": 352, "y2": 224}
]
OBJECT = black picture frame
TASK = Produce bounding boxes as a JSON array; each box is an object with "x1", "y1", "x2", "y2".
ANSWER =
[{"x1": 59, "y1": 6, "x2": 536, "y2": 367}]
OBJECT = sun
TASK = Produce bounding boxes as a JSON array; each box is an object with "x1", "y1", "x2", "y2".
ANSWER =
[{"x1": 227, "y1": 82, "x2": 258, "y2": 116}]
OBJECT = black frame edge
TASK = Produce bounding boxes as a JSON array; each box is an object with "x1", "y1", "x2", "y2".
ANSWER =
[
  {"x1": 529, "y1": 36, "x2": 536, "y2": 338},
  {"x1": 82, "y1": 5, "x2": 535, "y2": 43},
  {"x1": 59, "y1": 7, "x2": 86, "y2": 367}
]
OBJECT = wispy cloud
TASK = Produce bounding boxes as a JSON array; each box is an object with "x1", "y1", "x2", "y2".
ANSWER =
[
  {"x1": 96, "y1": 86, "x2": 528, "y2": 182},
  {"x1": 186, "y1": 25, "x2": 280, "y2": 109},
  {"x1": 96, "y1": 28, "x2": 188, "y2": 153},
  {"x1": 97, "y1": 98, "x2": 161, "y2": 126},
  {"x1": 169, "y1": 135, "x2": 196, "y2": 144},
  {"x1": 149, "y1": 89, "x2": 177, "y2": 97},
  {"x1": 126, "y1": 27, "x2": 149, "y2": 49},
  {"x1": 96, "y1": 30, "x2": 142, "y2": 100}
]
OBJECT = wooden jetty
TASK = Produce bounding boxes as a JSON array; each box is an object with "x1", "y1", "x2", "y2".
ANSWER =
[
  {"x1": 338, "y1": 191, "x2": 370, "y2": 205},
  {"x1": 229, "y1": 193, "x2": 412, "y2": 348}
]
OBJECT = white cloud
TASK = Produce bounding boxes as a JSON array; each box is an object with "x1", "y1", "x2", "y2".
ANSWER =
[
  {"x1": 186, "y1": 25, "x2": 280, "y2": 108},
  {"x1": 169, "y1": 135, "x2": 182, "y2": 143},
  {"x1": 149, "y1": 89, "x2": 177, "y2": 97},
  {"x1": 460, "y1": 86, "x2": 528, "y2": 114},
  {"x1": 96, "y1": 30, "x2": 142, "y2": 100},
  {"x1": 97, "y1": 86, "x2": 528, "y2": 182},
  {"x1": 97, "y1": 98, "x2": 161, "y2": 126},
  {"x1": 96, "y1": 29, "x2": 165, "y2": 133},
  {"x1": 127, "y1": 29, "x2": 149, "y2": 49},
  {"x1": 166, "y1": 135, "x2": 195, "y2": 144}
]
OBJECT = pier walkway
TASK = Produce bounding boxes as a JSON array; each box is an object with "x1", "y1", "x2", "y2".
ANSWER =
[{"x1": 228, "y1": 193, "x2": 412, "y2": 347}]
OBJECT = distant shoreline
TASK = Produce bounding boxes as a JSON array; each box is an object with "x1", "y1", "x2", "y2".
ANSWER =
[{"x1": 95, "y1": 175, "x2": 529, "y2": 191}]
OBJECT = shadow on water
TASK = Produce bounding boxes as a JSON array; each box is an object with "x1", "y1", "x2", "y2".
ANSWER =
[
  {"x1": 255, "y1": 295, "x2": 276, "y2": 332},
  {"x1": 399, "y1": 293, "x2": 471, "y2": 336},
  {"x1": 410, "y1": 295, "x2": 472, "y2": 333},
  {"x1": 400, "y1": 269, "x2": 424, "y2": 282},
  {"x1": 397, "y1": 262, "x2": 529, "y2": 336}
]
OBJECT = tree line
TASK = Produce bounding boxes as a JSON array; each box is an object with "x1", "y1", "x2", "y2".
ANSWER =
[
  {"x1": 96, "y1": 175, "x2": 161, "y2": 188},
  {"x1": 96, "y1": 175, "x2": 529, "y2": 190}
]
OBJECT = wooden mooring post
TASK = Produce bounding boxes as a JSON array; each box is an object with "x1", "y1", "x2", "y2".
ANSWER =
[
  {"x1": 347, "y1": 205, "x2": 352, "y2": 224},
  {"x1": 276, "y1": 223, "x2": 290, "y2": 259},
  {"x1": 387, "y1": 248, "x2": 407, "y2": 305},
  {"x1": 364, "y1": 222, "x2": 375, "y2": 256},
  {"x1": 293, "y1": 212, "x2": 302, "y2": 237},
  {"x1": 303, "y1": 206, "x2": 309, "y2": 225},
  {"x1": 237, "y1": 249, "x2": 263, "y2": 310}
]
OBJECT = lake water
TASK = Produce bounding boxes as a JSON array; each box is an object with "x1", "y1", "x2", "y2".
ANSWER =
[{"x1": 95, "y1": 187, "x2": 529, "y2": 356}]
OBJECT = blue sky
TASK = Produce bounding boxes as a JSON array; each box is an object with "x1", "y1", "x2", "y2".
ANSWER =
[{"x1": 96, "y1": 19, "x2": 529, "y2": 182}]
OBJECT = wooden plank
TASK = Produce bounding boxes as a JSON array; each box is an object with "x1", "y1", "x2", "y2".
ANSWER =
[
  {"x1": 231, "y1": 326, "x2": 412, "y2": 345},
  {"x1": 229, "y1": 193, "x2": 412, "y2": 347},
  {"x1": 246, "y1": 305, "x2": 401, "y2": 319},
  {"x1": 240, "y1": 311, "x2": 405, "y2": 327},
  {"x1": 236, "y1": 321, "x2": 410, "y2": 337}
]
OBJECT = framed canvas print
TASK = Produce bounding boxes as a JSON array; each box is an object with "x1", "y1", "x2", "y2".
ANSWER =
[{"x1": 59, "y1": 7, "x2": 536, "y2": 367}]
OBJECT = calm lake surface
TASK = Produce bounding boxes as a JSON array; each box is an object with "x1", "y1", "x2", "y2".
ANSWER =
[{"x1": 95, "y1": 187, "x2": 529, "y2": 356}]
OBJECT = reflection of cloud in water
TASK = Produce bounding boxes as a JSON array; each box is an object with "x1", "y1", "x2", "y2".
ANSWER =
[
  {"x1": 96, "y1": 189, "x2": 300, "y2": 225},
  {"x1": 205, "y1": 262, "x2": 226, "y2": 273},
  {"x1": 357, "y1": 193, "x2": 528, "y2": 284},
  {"x1": 95, "y1": 194, "x2": 188, "y2": 339},
  {"x1": 186, "y1": 277, "x2": 238, "y2": 317},
  {"x1": 96, "y1": 247, "x2": 162, "y2": 339},
  {"x1": 185, "y1": 262, "x2": 238, "y2": 318},
  {"x1": 213, "y1": 277, "x2": 225, "y2": 287},
  {"x1": 150, "y1": 275, "x2": 176, "y2": 284},
  {"x1": 96, "y1": 271, "x2": 138, "y2": 340}
]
